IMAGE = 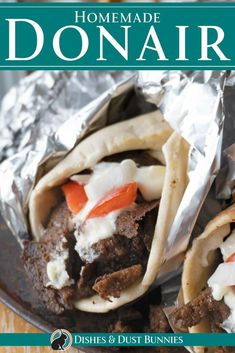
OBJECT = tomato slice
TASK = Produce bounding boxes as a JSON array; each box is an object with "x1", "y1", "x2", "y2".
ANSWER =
[
  {"x1": 87, "y1": 182, "x2": 137, "y2": 220},
  {"x1": 225, "y1": 252, "x2": 235, "y2": 263},
  {"x1": 61, "y1": 181, "x2": 88, "y2": 215}
]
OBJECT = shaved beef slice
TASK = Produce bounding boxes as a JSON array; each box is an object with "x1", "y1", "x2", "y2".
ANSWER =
[
  {"x1": 116, "y1": 200, "x2": 158, "y2": 239},
  {"x1": 93, "y1": 264, "x2": 143, "y2": 299},
  {"x1": 22, "y1": 202, "x2": 81, "y2": 313},
  {"x1": 22, "y1": 241, "x2": 74, "y2": 314},
  {"x1": 91, "y1": 235, "x2": 145, "y2": 272},
  {"x1": 46, "y1": 202, "x2": 72, "y2": 239},
  {"x1": 92, "y1": 236, "x2": 128, "y2": 264},
  {"x1": 170, "y1": 287, "x2": 230, "y2": 331},
  {"x1": 76, "y1": 263, "x2": 96, "y2": 298},
  {"x1": 43, "y1": 202, "x2": 82, "y2": 280}
]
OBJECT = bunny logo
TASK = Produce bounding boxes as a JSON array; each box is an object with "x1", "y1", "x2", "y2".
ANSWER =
[{"x1": 50, "y1": 329, "x2": 73, "y2": 351}]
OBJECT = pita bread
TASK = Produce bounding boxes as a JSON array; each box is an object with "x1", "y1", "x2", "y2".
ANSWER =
[{"x1": 181, "y1": 204, "x2": 235, "y2": 353}]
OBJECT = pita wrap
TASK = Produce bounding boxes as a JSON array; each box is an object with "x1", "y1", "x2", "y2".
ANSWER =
[
  {"x1": 179, "y1": 204, "x2": 235, "y2": 353},
  {"x1": 28, "y1": 111, "x2": 189, "y2": 313}
]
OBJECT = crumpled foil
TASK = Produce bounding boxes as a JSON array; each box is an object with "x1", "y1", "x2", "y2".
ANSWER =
[
  {"x1": 216, "y1": 71, "x2": 235, "y2": 201},
  {"x1": 139, "y1": 70, "x2": 227, "y2": 261}
]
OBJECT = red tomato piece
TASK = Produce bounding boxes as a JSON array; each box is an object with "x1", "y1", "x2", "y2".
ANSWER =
[
  {"x1": 61, "y1": 181, "x2": 88, "y2": 214},
  {"x1": 87, "y1": 182, "x2": 137, "y2": 219}
]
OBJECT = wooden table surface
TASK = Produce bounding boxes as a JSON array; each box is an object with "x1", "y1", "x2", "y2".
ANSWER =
[{"x1": 0, "y1": 302, "x2": 80, "y2": 353}]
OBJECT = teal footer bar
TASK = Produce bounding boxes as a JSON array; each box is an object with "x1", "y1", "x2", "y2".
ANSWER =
[{"x1": 0, "y1": 333, "x2": 235, "y2": 347}]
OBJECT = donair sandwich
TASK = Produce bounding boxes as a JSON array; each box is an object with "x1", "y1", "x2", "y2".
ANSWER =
[
  {"x1": 23, "y1": 111, "x2": 188, "y2": 314},
  {"x1": 170, "y1": 204, "x2": 235, "y2": 353}
]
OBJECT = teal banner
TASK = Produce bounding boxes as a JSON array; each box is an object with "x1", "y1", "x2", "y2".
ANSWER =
[
  {"x1": 0, "y1": 2, "x2": 234, "y2": 69},
  {"x1": 1, "y1": 333, "x2": 235, "y2": 347}
]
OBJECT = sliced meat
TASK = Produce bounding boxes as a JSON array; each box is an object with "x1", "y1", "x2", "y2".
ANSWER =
[
  {"x1": 140, "y1": 203, "x2": 159, "y2": 250},
  {"x1": 43, "y1": 202, "x2": 81, "y2": 281},
  {"x1": 22, "y1": 202, "x2": 81, "y2": 313},
  {"x1": 116, "y1": 201, "x2": 158, "y2": 239},
  {"x1": 92, "y1": 237, "x2": 127, "y2": 264},
  {"x1": 148, "y1": 305, "x2": 170, "y2": 333},
  {"x1": 42, "y1": 202, "x2": 81, "y2": 280},
  {"x1": 91, "y1": 235, "x2": 146, "y2": 274},
  {"x1": 22, "y1": 241, "x2": 75, "y2": 314},
  {"x1": 170, "y1": 287, "x2": 230, "y2": 331},
  {"x1": 44, "y1": 202, "x2": 72, "y2": 246},
  {"x1": 76, "y1": 263, "x2": 96, "y2": 298},
  {"x1": 93, "y1": 264, "x2": 143, "y2": 299}
]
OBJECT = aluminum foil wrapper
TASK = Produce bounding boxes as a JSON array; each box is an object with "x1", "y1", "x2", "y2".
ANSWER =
[
  {"x1": 139, "y1": 70, "x2": 226, "y2": 262},
  {"x1": 216, "y1": 71, "x2": 235, "y2": 201}
]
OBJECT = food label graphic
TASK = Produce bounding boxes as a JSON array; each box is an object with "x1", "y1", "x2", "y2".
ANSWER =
[{"x1": 50, "y1": 329, "x2": 73, "y2": 351}]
